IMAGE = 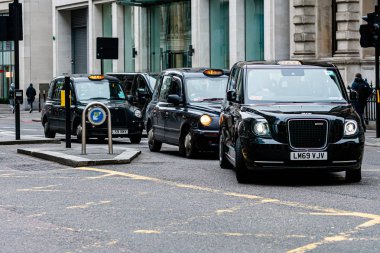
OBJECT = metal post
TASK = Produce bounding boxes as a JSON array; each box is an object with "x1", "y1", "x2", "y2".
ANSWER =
[
  {"x1": 377, "y1": 3, "x2": 380, "y2": 138},
  {"x1": 13, "y1": 0, "x2": 20, "y2": 140},
  {"x1": 65, "y1": 76, "x2": 71, "y2": 148}
]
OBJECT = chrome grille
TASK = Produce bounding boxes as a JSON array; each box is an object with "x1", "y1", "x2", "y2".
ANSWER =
[{"x1": 288, "y1": 119, "x2": 328, "y2": 149}]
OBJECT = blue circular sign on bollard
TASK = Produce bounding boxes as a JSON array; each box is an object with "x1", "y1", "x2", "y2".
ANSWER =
[{"x1": 88, "y1": 107, "x2": 106, "y2": 126}]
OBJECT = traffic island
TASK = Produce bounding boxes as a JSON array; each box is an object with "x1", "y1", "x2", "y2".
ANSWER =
[{"x1": 17, "y1": 146, "x2": 141, "y2": 167}]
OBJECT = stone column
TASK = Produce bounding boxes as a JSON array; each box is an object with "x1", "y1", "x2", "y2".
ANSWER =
[
  {"x1": 112, "y1": 2, "x2": 124, "y2": 72},
  {"x1": 191, "y1": 0, "x2": 210, "y2": 68},
  {"x1": 229, "y1": 0, "x2": 245, "y2": 67},
  {"x1": 292, "y1": 0, "x2": 316, "y2": 59},
  {"x1": 334, "y1": 0, "x2": 360, "y2": 57},
  {"x1": 134, "y1": 7, "x2": 148, "y2": 72}
]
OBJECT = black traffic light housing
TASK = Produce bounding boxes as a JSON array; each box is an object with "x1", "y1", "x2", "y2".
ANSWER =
[{"x1": 360, "y1": 12, "x2": 380, "y2": 48}]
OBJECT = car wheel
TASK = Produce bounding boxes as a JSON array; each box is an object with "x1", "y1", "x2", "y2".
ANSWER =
[
  {"x1": 148, "y1": 128, "x2": 162, "y2": 152},
  {"x1": 219, "y1": 131, "x2": 231, "y2": 169},
  {"x1": 44, "y1": 121, "x2": 56, "y2": 138},
  {"x1": 235, "y1": 137, "x2": 250, "y2": 184},
  {"x1": 184, "y1": 131, "x2": 198, "y2": 158},
  {"x1": 346, "y1": 168, "x2": 362, "y2": 183},
  {"x1": 130, "y1": 135, "x2": 142, "y2": 144}
]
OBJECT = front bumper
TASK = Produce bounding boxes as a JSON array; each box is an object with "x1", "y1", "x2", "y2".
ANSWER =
[
  {"x1": 240, "y1": 136, "x2": 364, "y2": 172},
  {"x1": 86, "y1": 120, "x2": 144, "y2": 138},
  {"x1": 192, "y1": 129, "x2": 219, "y2": 151}
]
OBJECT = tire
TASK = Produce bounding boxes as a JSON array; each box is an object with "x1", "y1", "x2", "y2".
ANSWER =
[
  {"x1": 184, "y1": 131, "x2": 198, "y2": 158},
  {"x1": 44, "y1": 120, "x2": 56, "y2": 138},
  {"x1": 346, "y1": 168, "x2": 362, "y2": 183},
  {"x1": 130, "y1": 134, "x2": 142, "y2": 144},
  {"x1": 219, "y1": 131, "x2": 231, "y2": 169},
  {"x1": 148, "y1": 128, "x2": 162, "y2": 152},
  {"x1": 235, "y1": 137, "x2": 250, "y2": 184}
]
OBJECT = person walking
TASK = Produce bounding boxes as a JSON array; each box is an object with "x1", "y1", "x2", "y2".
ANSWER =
[
  {"x1": 351, "y1": 73, "x2": 372, "y2": 132},
  {"x1": 26, "y1": 83, "x2": 37, "y2": 113},
  {"x1": 9, "y1": 83, "x2": 15, "y2": 113}
]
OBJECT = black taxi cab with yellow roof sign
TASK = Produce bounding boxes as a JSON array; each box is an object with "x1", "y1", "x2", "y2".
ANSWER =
[
  {"x1": 219, "y1": 61, "x2": 364, "y2": 183},
  {"x1": 145, "y1": 68, "x2": 229, "y2": 158},
  {"x1": 41, "y1": 74, "x2": 144, "y2": 143}
]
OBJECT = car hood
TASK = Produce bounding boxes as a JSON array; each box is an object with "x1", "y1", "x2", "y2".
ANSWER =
[
  {"x1": 242, "y1": 102, "x2": 355, "y2": 120},
  {"x1": 189, "y1": 102, "x2": 222, "y2": 116}
]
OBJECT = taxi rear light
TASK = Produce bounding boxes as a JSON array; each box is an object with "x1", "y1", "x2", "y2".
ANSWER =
[
  {"x1": 203, "y1": 69, "x2": 224, "y2": 77},
  {"x1": 88, "y1": 75, "x2": 105, "y2": 81}
]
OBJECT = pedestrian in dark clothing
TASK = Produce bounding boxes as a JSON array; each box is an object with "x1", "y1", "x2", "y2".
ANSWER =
[
  {"x1": 9, "y1": 83, "x2": 15, "y2": 113},
  {"x1": 351, "y1": 73, "x2": 372, "y2": 132},
  {"x1": 26, "y1": 83, "x2": 36, "y2": 113}
]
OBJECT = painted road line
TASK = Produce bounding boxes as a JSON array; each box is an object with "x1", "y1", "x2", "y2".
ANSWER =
[{"x1": 74, "y1": 167, "x2": 380, "y2": 253}]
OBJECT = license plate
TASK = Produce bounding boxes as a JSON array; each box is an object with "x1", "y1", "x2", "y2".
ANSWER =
[
  {"x1": 112, "y1": 129, "x2": 128, "y2": 135},
  {"x1": 290, "y1": 152, "x2": 327, "y2": 160}
]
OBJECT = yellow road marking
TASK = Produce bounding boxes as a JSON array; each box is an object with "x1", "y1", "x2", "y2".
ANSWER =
[
  {"x1": 75, "y1": 167, "x2": 380, "y2": 252},
  {"x1": 66, "y1": 200, "x2": 111, "y2": 209}
]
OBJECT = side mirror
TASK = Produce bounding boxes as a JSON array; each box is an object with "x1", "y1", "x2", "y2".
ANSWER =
[
  {"x1": 126, "y1": 95, "x2": 134, "y2": 104},
  {"x1": 226, "y1": 89, "x2": 237, "y2": 102},
  {"x1": 167, "y1": 94, "x2": 182, "y2": 104},
  {"x1": 350, "y1": 90, "x2": 358, "y2": 101}
]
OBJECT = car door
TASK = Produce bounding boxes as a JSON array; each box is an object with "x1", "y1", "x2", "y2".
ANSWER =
[
  {"x1": 49, "y1": 79, "x2": 64, "y2": 130},
  {"x1": 164, "y1": 76, "x2": 185, "y2": 145},
  {"x1": 152, "y1": 75, "x2": 172, "y2": 142}
]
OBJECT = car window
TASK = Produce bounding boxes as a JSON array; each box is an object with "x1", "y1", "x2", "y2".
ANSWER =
[
  {"x1": 75, "y1": 80, "x2": 126, "y2": 101},
  {"x1": 147, "y1": 74, "x2": 158, "y2": 89},
  {"x1": 246, "y1": 68, "x2": 345, "y2": 103},
  {"x1": 236, "y1": 68, "x2": 244, "y2": 102},
  {"x1": 227, "y1": 67, "x2": 238, "y2": 91},
  {"x1": 158, "y1": 76, "x2": 172, "y2": 102},
  {"x1": 47, "y1": 80, "x2": 55, "y2": 99},
  {"x1": 185, "y1": 77, "x2": 228, "y2": 102},
  {"x1": 52, "y1": 79, "x2": 64, "y2": 100}
]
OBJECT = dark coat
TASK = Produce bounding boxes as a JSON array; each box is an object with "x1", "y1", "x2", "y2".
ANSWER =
[
  {"x1": 26, "y1": 85, "x2": 36, "y2": 102},
  {"x1": 351, "y1": 77, "x2": 371, "y2": 114}
]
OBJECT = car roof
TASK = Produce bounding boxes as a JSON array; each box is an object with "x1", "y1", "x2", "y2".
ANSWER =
[
  {"x1": 162, "y1": 68, "x2": 230, "y2": 78},
  {"x1": 234, "y1": 60, "x2": 336, "y2": 69},
  {"x1": 54, "y1": 74, "x2": 120, "y2": 83}
]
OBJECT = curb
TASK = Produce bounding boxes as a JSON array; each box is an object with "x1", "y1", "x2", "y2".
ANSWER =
[
  {"x1": 0, "y1": 139, "x2": 61, "y2": 145},
  {"x1": 17, "y1": 147, "x2": 141, "y2": 167}
]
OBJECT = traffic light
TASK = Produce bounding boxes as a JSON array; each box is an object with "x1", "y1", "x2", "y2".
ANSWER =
[{"x1": 360, "y1": 12, "x2": 380, "y2": 48}]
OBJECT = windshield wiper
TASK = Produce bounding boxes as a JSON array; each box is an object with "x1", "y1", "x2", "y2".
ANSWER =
[
  {"x1": 197, "y1": 98, "x2": 224, "y2": 102},
  {"x1": 87, "y1": 97, "x2": 109, "y2": 100}
]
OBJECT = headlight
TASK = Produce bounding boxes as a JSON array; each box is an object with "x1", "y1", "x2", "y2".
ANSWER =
[
  {"x1": 134, "y1": 110, "x2": 142, "y2": 118},
  {"x1": 344, "y1": 120, "x2": 358, "y2": 136},
  {"x1": 252, "y1": 121, "x2": 270, "y2": 136},
  {"x1": 200, "y1": 114, "x2": 212, "y2": 126}
]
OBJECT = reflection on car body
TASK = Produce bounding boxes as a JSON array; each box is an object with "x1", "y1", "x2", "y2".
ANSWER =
[
  {"x1": 146, "y1": 68, "x2": 229, "y2": 158},
  {"x1": 41, "y1": 74, "x2": 144, "y2": 143},
  {"x1": 219, "y1": 61, "x2": 364, "y2": 183}
]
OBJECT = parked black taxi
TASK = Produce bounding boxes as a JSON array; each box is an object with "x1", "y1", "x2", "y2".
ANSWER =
[
  {"x1": 41, "y1": 74, "x2": 144, "y2": 143},
  {"x1": 146, "y1": 68, "x2": 229, "y2": 158},
  {"x1": 219, "y1": 61, "x2": 364, "y2": 183}
]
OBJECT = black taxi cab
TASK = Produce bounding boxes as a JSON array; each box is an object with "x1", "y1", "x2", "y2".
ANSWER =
[
  {"x1": 41, "y1": 74, "x2": 144, "y2": 143},
  {"x1": 146, "y1": 68, "x2": 229, "y2": 158},
  {"x1": 219, "y1": 61, "x2": 364, "y2": 183}
]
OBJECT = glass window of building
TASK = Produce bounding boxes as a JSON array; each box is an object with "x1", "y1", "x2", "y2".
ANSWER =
[
  {"x1": 149, "y1": 1, "x2": 192, "y2": 72},
  {"x1": 245, "y1": 0, "x2": 264, "y2": 60},
  {"x1": 124, "y1": 6, "x2": 135, "y2": 72},
  {"x1": 71, "y1": 8, "x2": 88, "y2": 74},
  {"x1": 0, "y1": 11, "x2": 14, "y2": 100},
  {"x1": 210, "y1": 0, "x2": 229, "y2": 69}
]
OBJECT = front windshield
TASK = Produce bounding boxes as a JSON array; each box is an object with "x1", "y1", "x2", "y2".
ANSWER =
[
  {"x1": 246, "y1": 68, "x2": 346, "y2": 103},
  {"x1": 186, "y1": 77, "x2": 228, "y2": 102},
  {"x1": 75, "y1": 80, "x2": 126, "y2": 101}
]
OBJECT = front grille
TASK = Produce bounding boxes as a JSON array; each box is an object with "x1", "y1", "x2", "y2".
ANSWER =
[
  {"x1": 110, "y1": 109, "x2": 128, "y2": 126},
  {"x1": 288, "y1": 119, "x2": 328, "y2": 149}
]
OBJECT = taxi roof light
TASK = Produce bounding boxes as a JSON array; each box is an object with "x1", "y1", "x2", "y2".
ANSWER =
[
  {"x1": 203, "y1": 69, "x2": 224, "y2": 77},
  {"x1": 277, "y1": 60, "x2": 302, "y2": 65},
  {"x1": 88, "y1": 75, "x2": 105, "y2": 81}
]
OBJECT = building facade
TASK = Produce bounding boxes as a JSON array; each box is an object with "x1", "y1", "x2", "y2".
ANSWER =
[
  {"x1": 0, "y1": 0, "x2": 53, "y2": 106},
  {"x1": 0, "y1": 0, "x2": 377, "y2": 104}
]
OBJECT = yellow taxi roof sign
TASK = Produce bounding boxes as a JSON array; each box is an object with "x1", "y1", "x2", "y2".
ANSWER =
[
  {"x1": 88, "y1": 75, "x2": 105, "y2": 80},
  {"x1": 203, "y1": 69, "x2": 224, "y2": 77}
]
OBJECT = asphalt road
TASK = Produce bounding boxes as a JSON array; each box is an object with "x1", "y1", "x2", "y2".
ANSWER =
[{"x1": 1, "y1": 113, "x2": 380, "y2": 253}]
